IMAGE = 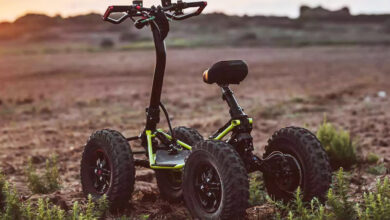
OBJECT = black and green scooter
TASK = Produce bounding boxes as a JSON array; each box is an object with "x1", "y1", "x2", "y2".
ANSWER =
[{"x1": 80, "y1": 1, "x2": 332, "y2": 219}]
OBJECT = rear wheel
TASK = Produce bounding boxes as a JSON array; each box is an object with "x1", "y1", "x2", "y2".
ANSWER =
[
  {"x1": 263, "y1": 127, "x2": 332, "y2": 202},
  {"x1": 183, "y1": 140, "x2": 249, "y2": 220},
  {"x1": 80, "y1": 129, "x2": 135, "y2": 209},
  {"x1": 155, "y1": 127, "x2": 203, "y2": 203}
]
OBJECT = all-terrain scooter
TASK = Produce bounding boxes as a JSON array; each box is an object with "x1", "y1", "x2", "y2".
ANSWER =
[{"x1": 80, "y1": 1, "x2": 332, "y2": 219}]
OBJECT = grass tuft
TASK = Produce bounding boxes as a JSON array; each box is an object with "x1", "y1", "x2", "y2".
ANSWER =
[{"x1": 316, "y1": 118, "x2": 357, "y2": 169}]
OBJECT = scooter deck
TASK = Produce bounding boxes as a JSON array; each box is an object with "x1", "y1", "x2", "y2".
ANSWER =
[{"x1": 155, "y1": 149, "x2": 190, "y2": 167}]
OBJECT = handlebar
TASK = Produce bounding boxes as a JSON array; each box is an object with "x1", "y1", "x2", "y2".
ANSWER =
[{"x1": 103, "y1": 1, "x2": 207, "y2": 25}]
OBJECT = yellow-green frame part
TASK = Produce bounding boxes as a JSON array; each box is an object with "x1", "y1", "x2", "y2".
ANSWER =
[
  {"x1": 146, "y1": 130, "x2": 187, "y2": 170},
  {"x1": 145, "y1": 118, "x2": 253, "y2": 170},
  {"x1": 156, "y1": 129, "x2": 192, "y2": 150},
  {"x1": 213, "y1": 118, "x2": 253, "y2": 140}
]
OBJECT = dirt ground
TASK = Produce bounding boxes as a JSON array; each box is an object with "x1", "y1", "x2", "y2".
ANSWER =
[{"x1": 0, "y1": 46, "x2": 389, "y2": 218}]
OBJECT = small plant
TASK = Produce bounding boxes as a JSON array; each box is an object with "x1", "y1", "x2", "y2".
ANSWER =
[
  {"x1": 326, "y1": 168, "x2": 356, "y2": 220},
  {"x1": 316, "y1": 118, "x2": 357, "y2": 169},
  {"x1": 0, "y1": 171, "x2": 110, "y2": 219},
  {"x1": 267, "y1": 187, "x2": 328, "y2": 220},
  {"x1": 367, "y1": 163, "x2": 387, "y2": 176},
  {"x1": 366, "y1": 152, "x2": 380, "y2": 164},
  {"x1": 248, "y1": 173, "x2": 267, "y2": 206},
  {"x1": 26, "y1": 155, "x2": 61, "y2": 194},
  {"x1": 268, "y1": 168, "x2": 390, "y2": 220},
  {"x1": 356, "y1": 177, "x2": 390, "y2": 220}
]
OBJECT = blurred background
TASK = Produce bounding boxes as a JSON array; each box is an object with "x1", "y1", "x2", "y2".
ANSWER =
[{"x1": 0, "y1": 0, "x2": 390, "y2": 218}]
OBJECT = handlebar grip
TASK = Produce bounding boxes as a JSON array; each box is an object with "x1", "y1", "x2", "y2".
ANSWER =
[{"x1": 186, "y1": 1, "x2": 207, "y2": 8}]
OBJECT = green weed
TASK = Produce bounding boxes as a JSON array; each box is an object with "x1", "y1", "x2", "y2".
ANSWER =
[
  {"x1": 26, "y1": 155, "x2": 61, "y2": 194},
  {"x1": 249, "y1": 173, "x2": 267, "y2": 206},
  {"x1": 0, "y1": 171, "x2": 109, "y2": 219},
  {"x1": 366, "y1": 153, "x2": 380, "y2": 164},
  {"x1": 316, "y1": 119, "x2": 357, "y2": 169},
  {"x1": 267, "y1": 168, "x2": 390, "y2": 220},
  {"x1": 366, "y1": 163, "x2": 387, "y2": 176}
]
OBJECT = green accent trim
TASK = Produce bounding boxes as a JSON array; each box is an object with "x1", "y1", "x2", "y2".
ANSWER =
[
  {"x1": 156, "y1": 129, "x2": 192, "y2": 150},
  {"x1": 214, "y1": 120, "x2": 241, "y2": 140},
  {"x1": 150, "y1": 164, "x2": 184, "y2": 169},
  {"x1": 248, "y1": 118, "x2": 253, "y2": 124},
  {"x1": 141, "y1": 16, "x2": 156, "y2": 23},
  {"x1": 146, "y1": 130, "x2": 156, "y2": 166}
]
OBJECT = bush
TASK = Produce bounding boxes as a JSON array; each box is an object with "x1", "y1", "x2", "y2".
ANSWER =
[
  {"x1": 26, "y1": 155, "x2": 61, "y2": 194},
  {"x1": 366, "y1": 152, "x2": 380, "y2": 164},
  {"x1": 357, "y1": 177, "x2": 390, "y2": 219},
  {"x1": 0, "y1": 171, "x2": 109, "y2": 219},
  {"x1": 316, "y1": 119, "x2": 357, "y2": 169}
]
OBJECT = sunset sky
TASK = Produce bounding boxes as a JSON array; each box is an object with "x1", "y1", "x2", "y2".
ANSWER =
[{"x1": 0, "y1": 0, "x2": 389, "y2": 22}]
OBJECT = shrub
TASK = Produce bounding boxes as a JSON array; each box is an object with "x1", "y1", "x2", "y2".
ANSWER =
[
  {"x1": 316, "y1": 119, "x2": 357, "y2": 169},
  {"x1": 268, "y1": 168, "x2": 390, "y2": 220},
  {"x1": 0, "y1": 171, "x2": 109, "y2": 219},
  {"x1": 366, "y1": 152, "x2": 380, "y2": 164},
  {"x1": 26, "y1": 155, "x2": 61, "y2": 194},
  {"x1": 326, "y1": 168, "x2": 356, "y2": 220},
  {"x1": 356, "y1": 177, "x2": 390, "y2": 219},
  {"x1": 248, "y1": 173, "x2": 267, "y2": 206}
]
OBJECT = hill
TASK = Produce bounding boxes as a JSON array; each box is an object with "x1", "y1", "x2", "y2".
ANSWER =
[{"x1": 0, "y1": 6, "x2": 389, "y2": 48}]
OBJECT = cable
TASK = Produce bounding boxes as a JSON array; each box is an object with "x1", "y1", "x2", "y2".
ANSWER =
[{"x1": 159, "y1": 102, "x2": 175, "y2": 140}]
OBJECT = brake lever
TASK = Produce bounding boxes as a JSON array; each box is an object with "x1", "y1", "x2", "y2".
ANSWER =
[
  {"x1": 105, "y1": 13, "x2": 131, "y2": 24},
  {"x1": 165, "y1": 2, "x2": 207, "y2": 21}
]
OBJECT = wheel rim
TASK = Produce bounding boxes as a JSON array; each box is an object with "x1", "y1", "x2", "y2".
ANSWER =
[
  {"x1": 90, "y1": 149, "x2": 112, "y2": 194},
  {"x1": 194, "y1": 163, "x2": 222, "y2": 213},
  {"x1": 274, "y1": 153, "x2": 302, "y2": 193}
]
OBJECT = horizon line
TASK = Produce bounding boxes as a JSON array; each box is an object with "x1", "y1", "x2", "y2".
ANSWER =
[{"x1": 2, "y1": 8, "x2": 390, "y2": 24}]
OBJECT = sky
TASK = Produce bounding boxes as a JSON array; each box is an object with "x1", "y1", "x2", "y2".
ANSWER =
[{"x1": 0, "y1": 0, "x2": 389, "y2": 22}]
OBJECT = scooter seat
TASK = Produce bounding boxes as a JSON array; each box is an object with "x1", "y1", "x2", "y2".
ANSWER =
[{"x1": 203, "y1": 60, "x2": 248, "y2": 85}]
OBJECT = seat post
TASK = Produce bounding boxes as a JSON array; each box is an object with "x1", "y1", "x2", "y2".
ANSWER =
[{"x1": 221, "y1": 86, "x2": 246, "y2": 119}]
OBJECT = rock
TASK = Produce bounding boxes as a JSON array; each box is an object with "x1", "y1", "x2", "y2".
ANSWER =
[
  {"x1": 379, "y1": 139, "x2": 389, "y2": 147},
  {"x1": 31, "y1": 155, "x2": 47, "y2": 164},
  {"x1": 136, "y1": 169, "x2": 154, "y2": 182}
]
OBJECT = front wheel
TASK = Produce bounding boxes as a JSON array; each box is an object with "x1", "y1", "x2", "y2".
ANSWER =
[
  {"x1": 155, "y1": 126, "x2": 203, "y2": 203},
  {"x1": 80, "y1": 129, "x2": 135, "y2": 209},
  {"x1": 263, "y1": 127, "x2": 332, "y2": 202},
  {"x1": 183, "y1": 140, "x2": 249, "y2": 220}
]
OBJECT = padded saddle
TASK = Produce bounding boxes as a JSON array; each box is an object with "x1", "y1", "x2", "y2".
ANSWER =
[{"x1": 203, "y1": 60, "x2": 248, "y2": 85}]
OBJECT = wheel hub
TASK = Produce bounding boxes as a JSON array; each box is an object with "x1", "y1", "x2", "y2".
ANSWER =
[
  {"x1": 260, "y1": 151, "x2": 302, "y2": 193},
  {"x1": 92, "y1": 151, "x2": 112, "y2": 194},
  {"x1": 195, "y1": 164, "x2": 222, "y2": 213}
]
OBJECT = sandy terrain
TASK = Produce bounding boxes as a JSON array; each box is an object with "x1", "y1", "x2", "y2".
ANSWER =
[{"x1": 0, "y1": 46, "x2": 389, "y2": 218}]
